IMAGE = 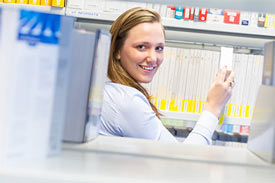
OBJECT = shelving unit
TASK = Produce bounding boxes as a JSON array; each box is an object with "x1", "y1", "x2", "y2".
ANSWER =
[
  {"x1": 0, "y1": 3, "x2": 65, "y2": 15},
  {"x1": 116, "y1": 0, "x2": 275, "y2": 14},
  {"x1": 162, "y1": 17, "x2": 275, "y2": 38},
  {"x1": 66, "y1": 4, "x2": 271, "y2": 128},
  {"x1": 66, "y1": 10, "x2": 275, "y2": 39},
  {"x1": 1, "y1": 0, "x2": 270, "y2": 128},
  {"x1": 161, "y1": 111, "x2": 251, "y2": 126}
]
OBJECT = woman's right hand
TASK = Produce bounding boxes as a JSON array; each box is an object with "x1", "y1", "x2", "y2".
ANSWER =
[{"x1": 204, "y1": 66, "x2": 235, "y2": 118}]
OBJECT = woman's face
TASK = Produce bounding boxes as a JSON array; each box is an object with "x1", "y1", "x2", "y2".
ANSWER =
[{"x1": 117, "y1": 22, "x2": 165, "y2": 83}]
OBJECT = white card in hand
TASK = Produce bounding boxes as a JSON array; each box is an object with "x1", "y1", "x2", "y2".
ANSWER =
[{"x1": 220, "y1": 47, "x2": 233, "y2": 70}]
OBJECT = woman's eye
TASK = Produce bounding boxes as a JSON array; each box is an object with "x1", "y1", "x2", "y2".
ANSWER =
[
  {"x1": 156, "y1": 46, "x2": 164, "y2": 52},
  {"x1": 137, "y1": 45, "x2": 146, "y2": 50}
]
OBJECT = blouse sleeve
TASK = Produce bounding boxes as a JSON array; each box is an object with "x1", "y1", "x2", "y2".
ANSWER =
[
  {"x1": 108, "y1": 84, "x2": 218, "y2": 145},
  {"x1": 183, "y1": 110, "x2": 219, "y2": 145},
  {"x1": 118, "y1": 92, "x2": 218, "y2": 145}
]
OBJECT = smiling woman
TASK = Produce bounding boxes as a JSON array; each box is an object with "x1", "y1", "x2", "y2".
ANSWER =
[
  {"x1": 99, "y1": 7, "x2": 235, "y2": 145},
  {"x1": 117, "y1": 22, "x2": 165, "y2": 84}
]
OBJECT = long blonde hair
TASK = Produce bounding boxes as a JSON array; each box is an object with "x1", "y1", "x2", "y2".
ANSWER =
[{"x1": 108, "y1": 7, "x2": 164, "y2": 119}]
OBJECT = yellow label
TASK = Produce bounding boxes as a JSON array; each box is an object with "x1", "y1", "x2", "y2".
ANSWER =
[
  {"x1": 151, "y1": 96, "x2": 158, "y2": 107},
  {"x1": 233, "y1": 104, "x2": 238, "y2": 117},
  {"x1": 4, "y1": 0, "x2": 16, "y2": 3},
  {"x1": 187, "y1": 100, "x2": 192, "y2": 112},
  {"x1": 191, "y1": 100, "x2": 196, "y2": 113},
  {"x1": 29, "y1": 0, "x2": 40, "y2": 5},
  {"x1": 52, "y1": 0, "x2": 64, "y2": 7},
  {"x1": 0, "y1": 0, "x2": 3, "y2": 2},
  {"x1": 227, "y1": 104, "x2": 232, "y2": 116},
  {"x1": 218, "y1": 114, "x2": 225, "y2": 125},
  {"x1": 160, "y1": 99, "x2": 167, "y2": 111},
  {"x1": 235, "y1": 104, "x2": 242, "y2": 117},
  {"x1": 187, "y1": 100, "x2": 193, "y2": 112},
  {"x1": 181, "y1": 99, "x2": 187, "y2": 112},
  {"x1": 245, "y1": 105, "x2": 250, "y2": 118},
  {"x1": 169, "y1": 98, "x2": 179, "y2": 112},
  {"x1": 41, "y1": 0, "x2": 51, "y2": 6},
  {"x1": 264, "y1": 14, "x2": 275, "y2": 28},
  {"x1": 228, "y1": 104, "x2": 237, "y2": 117},
  {"x1": 16, "y1": 0, "x2": 28, "y2": 4}
]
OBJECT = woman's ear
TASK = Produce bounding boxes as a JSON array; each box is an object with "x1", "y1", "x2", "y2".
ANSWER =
[{"x1": 116, "y1": 50, "x2": 121, "y2": 60}]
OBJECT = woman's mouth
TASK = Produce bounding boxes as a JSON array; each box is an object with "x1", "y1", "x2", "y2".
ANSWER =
[{"x1": 139, "y1": 65, "x2": 155, "y2": 71}]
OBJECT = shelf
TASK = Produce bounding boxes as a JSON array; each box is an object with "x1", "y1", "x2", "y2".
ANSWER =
[
  {"x1": 67, "y1": 10, "x2": 275, "y2": 39},
  {"x1": 117, "y1": 0, "x2": 275, "y2": 14},
  {"x1": 1, "y1": 136, "x2": 272, "y2": 182},
  {"x1": 66, "y1": 8, "x2": 120, "y2": 21},
  {"x1": 161, "y1": 111, "x2": 251, "y2": 126},
  {"x1": 162, "y1": 18, "x2": 275, "y2": 38},
  {"x1": 0, "y1": 3, "x2": 65, "y2": 15}
]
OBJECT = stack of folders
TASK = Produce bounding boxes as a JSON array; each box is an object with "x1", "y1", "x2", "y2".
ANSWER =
[
  {"x1": 62, "y1": 29, "x2": 111, "y2": 143},
  {"x1": 0, "y1": 6, "x2": 111, "y2": 163}
]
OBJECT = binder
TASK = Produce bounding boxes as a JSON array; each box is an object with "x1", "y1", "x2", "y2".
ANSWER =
[{"x1": 62, "y1": 30, "x2": 111, "y2": 143}]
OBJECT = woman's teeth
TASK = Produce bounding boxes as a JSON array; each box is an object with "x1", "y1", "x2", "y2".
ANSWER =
[{"x1": 140, "y1": 66, "x2": 154, "y2": 70}]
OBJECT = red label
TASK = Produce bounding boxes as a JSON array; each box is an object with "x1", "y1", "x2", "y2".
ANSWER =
[
  {"x1": 199, "y1": 8, "x2": 207, "y2": 21},
  {"x1": 240, "y1": 125, "x2": 250, "y2": 134},
  {"x1": 183, "y1": 7, "x2": 192, "y2": 20},
  {"x1": 224, "y1": 10, "x2": 240, "y2": 24}
]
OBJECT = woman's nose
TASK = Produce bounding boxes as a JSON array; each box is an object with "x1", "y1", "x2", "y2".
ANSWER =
[{"x1": 146, "y1": 50, "x2": 157, "y2": 63}]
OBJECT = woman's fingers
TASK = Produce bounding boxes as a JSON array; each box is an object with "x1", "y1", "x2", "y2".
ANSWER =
[
  {"x1": 205, "y1": 69, "x2": 235, "y2": 117},
  {"x1": 225, "y1": 71, "x2": 235, "y2": 88},
  {"x1": 216, "y1": 66, "x2": 227, "y2": 83}
]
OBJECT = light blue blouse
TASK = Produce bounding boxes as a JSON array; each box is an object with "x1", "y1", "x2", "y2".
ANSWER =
[{"x1": 99, "y1": 81, "x2": 219, "y2": 145}]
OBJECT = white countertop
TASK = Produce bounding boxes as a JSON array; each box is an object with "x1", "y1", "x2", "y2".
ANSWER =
[{"x1": 1, "y1": 136, "x2": 275, "y2": 183}]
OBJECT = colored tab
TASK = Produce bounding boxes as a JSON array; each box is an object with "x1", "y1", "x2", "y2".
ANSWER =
[
  {"x1": 235, "y1": 104, "x2": 242, "y2": 117},
  {"x1": 241, "y1": 105, "x2": 246, "y2": 118},
  {"x1": 264, "y1": 14, "x2": 275, "y2": 28},
  {"x1": 225, "y1": 124, "x2": 233, "y2": 133},
  {"x1": 29, "y1": 0, "x2": 40, "y2": 5},
  {"x1": 219, "y1": 114, "x2": 225, "y2": 125},
  {"x1": 4, "y1": 0, "x2": 16, "y2": 3},
  {"x1": 16, "y1": 0, "x2": 28, "y2": 4},
  {"x1": 52, "y1": 0, "x2": 64, "y2": 7},
  {"x1": 191, "y1": 100, "x2": 196, "y2": 113},
  {"x1": 160, "y1": 99, "x2": 167, "y2": 111},
  {"x1": 181, "y1": 99, "x2": 188, "y2": 112},
  {"x1": 233, "y1": 104, "x2": 237, "y2": 116},
  {"x1": 169, "y1": 98, "x2": 179, "y2": 112},
  {"x1": 227, "y1": 104, "x2": 233, "y2": 116},
  {"x1": 41, "y1": 0, "x2": 51, "y2": 6},
  {"x1": 151, "y1": 96, "x2": 158, "y2": 107},
  {"x1": 187, "y1": 100, "x2": 192, "y2": 112},
  {"x1": 245, "y1": 105, "x2": 250, "y2": 118}
]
